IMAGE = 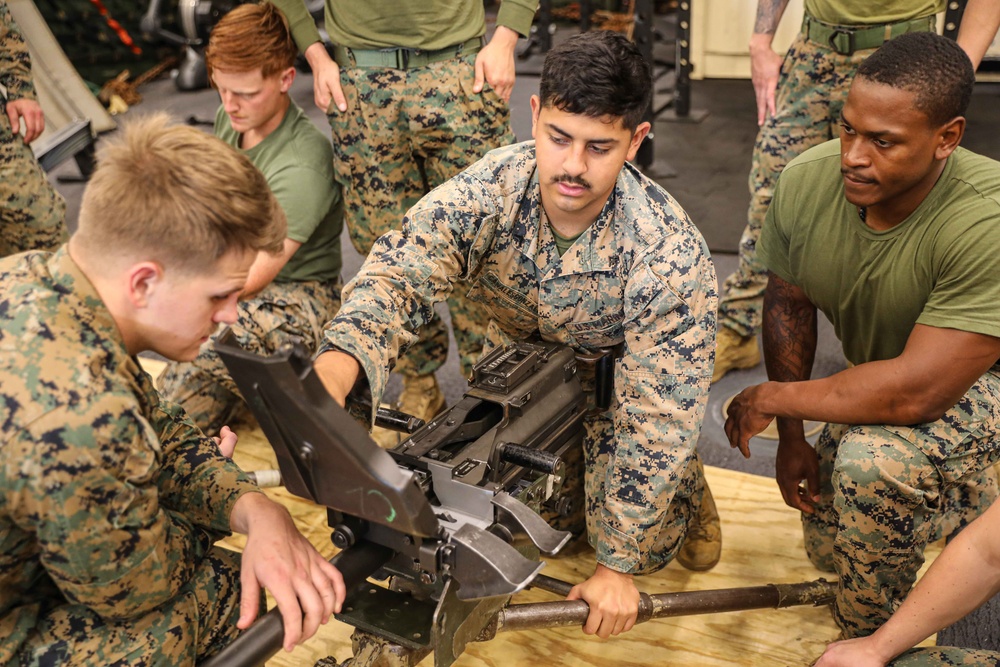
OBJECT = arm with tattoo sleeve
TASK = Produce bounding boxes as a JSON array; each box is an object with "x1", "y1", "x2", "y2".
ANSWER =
[
  {"x1": 725, "y1": 272, "x2": 823, "y2": 512},
  {"x1": 726, "y1": 278, "x2": 1000, "y2": 512},
  {"x1": 750, "y1": 0, "x2": 792, "y2": 124}
]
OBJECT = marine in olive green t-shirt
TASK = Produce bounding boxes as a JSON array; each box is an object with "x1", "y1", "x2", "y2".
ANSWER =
[
  {"x1": 758, "y1": 138, "x2": 1000, "y2": 367},
  {"x1": 272, "y1": 0, "x2": 536, "y2": 53},
  {"x1": 214, "y1": 101, "x2": 342, "y2": 283},
  {"x1": 804, "y1": 0, "x2": 942, "y2": 27}
]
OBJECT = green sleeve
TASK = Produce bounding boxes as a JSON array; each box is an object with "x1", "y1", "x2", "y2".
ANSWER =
[
  {"x1": 496, "y1": 0, "x2": 538, "y2": 37},
  {"x1": 11, "y1": 400, "x2": 213, "y2": 620},
  {"x1": 150, "y1": 397, "x2": 260, "y2": 534},
  {"x1": 267, "y1": 0, "x2": 322, "y2": 52},
  {"x1": 268, "y1": 164, "x2": 337, "y2": 244},
  {"x1": 917, "y1": 218, "x2": 1000, "y2": 340},
  {"x1": 756, "y1": 175, "x2": 797, "y2": 286}
]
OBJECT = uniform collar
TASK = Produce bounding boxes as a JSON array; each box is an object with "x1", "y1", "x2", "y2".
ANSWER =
[{"x1": 49, "y1": 245, "x2": 140, "y2": 374}]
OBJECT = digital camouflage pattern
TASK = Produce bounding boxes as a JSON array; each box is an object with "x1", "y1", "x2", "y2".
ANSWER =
[
  {"x1": 0, "y1": 2, "x2": 67, "y2": 258},
  {"x1": 16, "y1": 549, "x2": 251, "y2": 667},
  {"x1": 158, "y1": 277, "x2": 342, "y2": 436},
  {"x1": 321, "y1": 142, "x2": 718, "y2": 574},
  {"x1": 327, "y1": 52, "x2": 514, "y2": 378},
  {"x1": 719, "y1": 25, "x2": 929, "y2": 337},
  {"x1": 0, "y1": 247, "x2": 261, "y2": 664},
  {"x1": 802, "y1": 371, "x2": 1000, "y2": 637},
  {"x1": 890, "y1": 646, "x2": 1000, "y2": 666}
]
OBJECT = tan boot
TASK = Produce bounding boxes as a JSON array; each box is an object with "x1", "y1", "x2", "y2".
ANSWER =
[
  {"x1": 676, "y1": 475, "x2": 722, "y2": 571},
  {"x1": 369, "y1": 425, "x2": 403, "y2": 449},
  {"x1": 398, "y1": 373, "x2": 446, "y2": 423},
  {"x1": 712, "y1": 327, "x2": 761, "y2": 383}
]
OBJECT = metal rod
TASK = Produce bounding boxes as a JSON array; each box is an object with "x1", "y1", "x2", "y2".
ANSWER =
[
  {"x1": 529, "y1": 574, "x2": 575, "y2": 597},
  {"x1": 495, "y1": 579, "x2": 837, "y2": 633},
  {"x1": 199, "y1": 541, "x2": 394, "y2": 667}
]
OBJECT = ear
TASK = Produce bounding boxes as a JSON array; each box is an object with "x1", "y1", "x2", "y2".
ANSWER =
[
  {"x1": 126, "y1": 261, "x2": 163, "y2": 309},
  {"x1": 935, "y1": 116, "x2": 965, "y2": 160},
  {"x1": 529, "y1": 95, "x2": 541, "y2": 140},
  {"x1": 625, "y1": 121, "x2": 652, "y2": 162},
  {"x1": 279, "y1": 66, "x2": 296, "y2": 93}
]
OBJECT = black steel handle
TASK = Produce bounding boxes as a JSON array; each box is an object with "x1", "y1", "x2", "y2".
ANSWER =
[
  {"x1": 199, "y1": 541, "x2": 394, "y2": 667},
  {"x1": 497, "y1": 442, "x2": 563, "y2": 475}
]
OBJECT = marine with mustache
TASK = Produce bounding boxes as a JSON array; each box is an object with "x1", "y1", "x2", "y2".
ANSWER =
[{"x1": 311, "y1": 31, "x2": 720, "y2": 640}]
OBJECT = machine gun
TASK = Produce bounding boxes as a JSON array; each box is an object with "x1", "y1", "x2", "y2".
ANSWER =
[
  {"x1": 206, "y1": 333, "x2": 588, "y2": 667},
  {"x1": 203, "y1": 332, "x2": 837, "y2": 667}
]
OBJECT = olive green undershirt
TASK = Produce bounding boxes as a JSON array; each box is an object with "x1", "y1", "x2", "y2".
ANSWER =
[{"x1": 549, "y1": 223, "x2": 584, "y2": 257}]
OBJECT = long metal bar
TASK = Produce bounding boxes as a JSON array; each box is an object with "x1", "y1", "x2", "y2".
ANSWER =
[
  {"x1": 199, "y1": 541, "x2": 394, "y2": 667},
  {"x1": 494, "y1": 579, "x2": 837, "y2": 634},
  {"x1": 529, "y1": 574, "x2": 574, "y2": 597}
]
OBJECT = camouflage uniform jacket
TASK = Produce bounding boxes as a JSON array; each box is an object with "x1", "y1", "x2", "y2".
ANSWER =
[
  {"x1": 322, "y1": 141, "x2": 717, "y2": 571},
  {"x1": 1, "y1": 1, "x2": 35, "y2": 104},
  {"x1": 0, "y1": 247, "x2": 261, "y2": 661}
]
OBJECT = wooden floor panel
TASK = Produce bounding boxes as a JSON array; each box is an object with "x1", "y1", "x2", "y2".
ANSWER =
[{"x1": 139, "y1": 358, "x2": 939, "y2": 666}]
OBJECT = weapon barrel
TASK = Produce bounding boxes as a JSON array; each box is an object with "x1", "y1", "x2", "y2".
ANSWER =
[
  {"x1": 495, "y1": 579, "x2": 836, "y2": 633},
  {"x1": 200, "y1": 542, "x2": 394, "y2": 667}
]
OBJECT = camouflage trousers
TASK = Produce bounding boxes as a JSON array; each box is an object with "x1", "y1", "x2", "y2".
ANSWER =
[
  {"x1": 803, "y1": 371, "x2": 1000, "y2": 637},
  {"x1": 0, "y1": 106, "x2": 67, "y2": 258},
  {"x1": 890, "y1": 647, "x2": 1000, "y2": 666},
  {"x1": 327, "y1": 53, "x2": 514, "y2": 378},
  {"x1": 548, "y1": 401, "x2": 705, "y2": 574},
  {"x1": 159, "y1": 278, "x2": 341, "y2": 436},
  {"x1": 718, "y1": 31, "x2": 873, "y2": 336},
  {"x1": 15, "y1": 546, "x2": 249, "y2": 667}
]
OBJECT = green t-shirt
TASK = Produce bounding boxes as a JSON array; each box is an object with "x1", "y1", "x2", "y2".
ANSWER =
[
  {"x1": 548, "y1": 222, "x2": 584, "y2": 257},
  {"x1": 269, "y1": 0, "x2": 536, "y2": 53},
  {"x1": 804, "y1": 0, "x2": 942, "y2": 26},
  {"x1": 759, "y1": 139, "x2": 1000, "y2": 367},
  {"x1": 215, "y1": 101, "x2": 343, "y2": 284}
]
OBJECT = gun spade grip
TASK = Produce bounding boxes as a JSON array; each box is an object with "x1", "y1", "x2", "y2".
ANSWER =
[
  {"x1": 498, "y1": 443, "x2": 563, "y2": 475},
  {"x1": 200, "y1": 542, "x2": 393, "y2": 667}
]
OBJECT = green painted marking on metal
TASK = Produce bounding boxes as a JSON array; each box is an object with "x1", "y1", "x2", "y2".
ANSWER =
[{"x1": 367, "y1": 489, "x2": 396, "y2": 522}]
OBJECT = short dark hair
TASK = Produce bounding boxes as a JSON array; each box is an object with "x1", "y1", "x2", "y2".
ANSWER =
[
  {"x1": 539, "y1": 30, "x2": 652, "y2": 130},
  {"x1": 856, "y1": 32, "x2": 974, "y2": 126}
]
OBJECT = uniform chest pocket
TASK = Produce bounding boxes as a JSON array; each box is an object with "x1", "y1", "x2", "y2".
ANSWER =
[
  {"x1": 564, "y1": 312, "x2": 625, "y2": 348},
  {"x1": 467, "y1": 270, "x2": 538, "y2": 333}
]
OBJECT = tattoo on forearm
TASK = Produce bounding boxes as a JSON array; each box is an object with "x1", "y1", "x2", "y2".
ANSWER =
[
  {"x1": 762, "y1": 273, "x2": 816, "y2": 383},
  {"x1": 754, "y1": 0, "x2": 790, "y2": 34}
]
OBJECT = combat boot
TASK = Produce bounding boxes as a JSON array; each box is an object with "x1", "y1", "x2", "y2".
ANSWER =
[
  {"x1": 712, "y1": 326, "x2": 761, "y2": 383},
  {"x1": 676, "y1": 474, "x2": 722, "y2": 571},
  {"x1": 370, "y1": 424, "x2": 403, "y2": 449},
  {"x1": 398, "y1": 373, "x2": 446, "y2": 423}
]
